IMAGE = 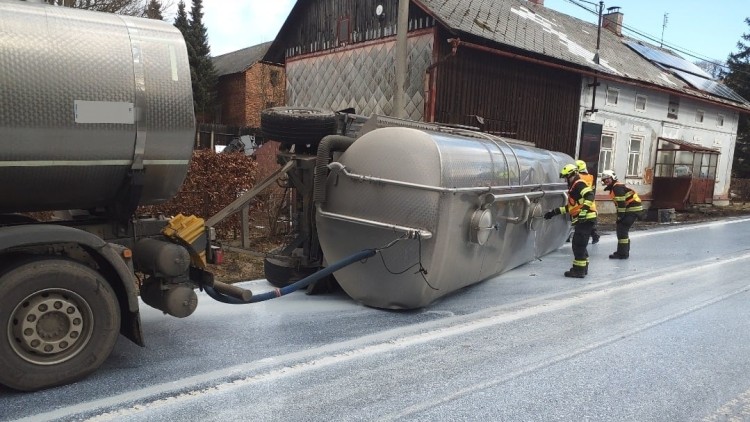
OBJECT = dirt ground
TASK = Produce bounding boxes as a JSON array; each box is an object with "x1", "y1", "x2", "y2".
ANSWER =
[
  {"x1": 205, "y1": 238, "x2": 277, "y2": 284},
  {"x1": 206, "y1": 203, "x2": 750, "y2": 284}
]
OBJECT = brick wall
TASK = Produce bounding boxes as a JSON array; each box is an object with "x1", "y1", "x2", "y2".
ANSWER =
[
  {"x1": 215, "y1": 63, "x2": 286, "y2": 128},
  {"x1": 243, "y1": 63, "x2": 286, "y2": 128},
  {"x1": 217, "y1": 73, "x2": 246, "y2": 126}
]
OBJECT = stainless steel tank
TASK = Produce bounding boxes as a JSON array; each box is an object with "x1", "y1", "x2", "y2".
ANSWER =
[
  {"x1": 316, "y1": 126, "x2": 573, "y2": 309},
  {"x1": 0, "y1": 1, "x2": 195, "y2": 213}
]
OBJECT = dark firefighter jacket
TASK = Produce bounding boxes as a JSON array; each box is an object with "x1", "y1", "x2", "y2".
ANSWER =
[
  {"x1": 604, "y1": 181, "x2": 643, "y2": 213},
  {"x1": 557, "y1": 177, "x2": 597, "y2": 224}
]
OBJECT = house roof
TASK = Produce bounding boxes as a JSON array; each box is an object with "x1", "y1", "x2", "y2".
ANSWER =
[
  {"x1": 658, "y1": 137, "x2": 720, "y2": 153},
  {"x1": 212, "y1": 41, "x2": 273, "y2": 77},
  {"x1": 264, "y1": 0, "x2": 749, "y2": 113},
  {"x1": 413, "y1": 0, "x2": 749, "y2": 111}
]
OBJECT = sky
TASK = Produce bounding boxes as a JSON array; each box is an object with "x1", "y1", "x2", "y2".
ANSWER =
[{"x1": 194, "y1": 0, "x2": 747, "y2": 65}]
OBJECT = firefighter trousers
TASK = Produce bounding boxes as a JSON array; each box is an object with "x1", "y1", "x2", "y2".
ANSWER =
[
  {"x1": 615, "y1": 212, "x2": 638, "y2": 242},
  {"x1": 571, "y1": 219, "x2": 595, "y2": 267}
]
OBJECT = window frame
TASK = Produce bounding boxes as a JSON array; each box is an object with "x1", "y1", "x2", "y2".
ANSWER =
[
  {"x1": 667, "y1": 94, "x2": 680, "y2": 120},
  {"x1": 695, "y1": 109, "x2": 704, "y2": 124},
  {"x1": 605, "y1": 87, "x2": 619, "y2": 106},
  {"x1": 337, "y1": 17, "x2": 351, "y2": 46},
  {"x1": 598, "y1": 131, "x2": 616, "y2": 177},
  {"x1": 634, "y1": 94, "x2": 647, "y2": 112},
  {"x1": 717, "y1": 114, "x2": 725, "y2": 127},
  {"x1": 626, "y1": 135, "x2": 643, "y2": 177}
]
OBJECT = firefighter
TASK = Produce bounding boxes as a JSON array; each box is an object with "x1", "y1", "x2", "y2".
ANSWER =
[
  {"x1": 544, "y1": 164, "x2": 598, "y2": 278},
  {"x1": 576, "y1": 160, "x2": 600, "y2": 244},
  {"x1": 600, "y1": 170, "x2": 643, "y2": 259}
]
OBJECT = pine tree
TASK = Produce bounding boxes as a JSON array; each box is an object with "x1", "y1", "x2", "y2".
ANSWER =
[
  {"x1": 725, "y1": 18, "x2": 750, "y2": 178},
  {"x1": 173, "y1": 1, "x2": 189, "y2": 34},
  {"x1": 144, "y1": 0, "x2": 163, "y2": 20},
  {"x1": 185, "y1": 0, "x2": 217, "y2": 122}
]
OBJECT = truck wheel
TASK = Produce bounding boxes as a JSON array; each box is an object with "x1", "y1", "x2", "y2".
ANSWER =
[
  {"x1": 261, "y1": 107, "x2": 337, "y2": 147},
  {"x1": 0, "y1": 259, "x2": 120, "y2": 391}
]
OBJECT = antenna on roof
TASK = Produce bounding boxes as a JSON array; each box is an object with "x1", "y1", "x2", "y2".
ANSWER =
[{"x1": 660, "y1": 12, "x2": 669, "y2": 48}]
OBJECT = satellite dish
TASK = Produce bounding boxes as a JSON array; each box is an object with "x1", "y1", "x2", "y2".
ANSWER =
[{"x1": 375, "y1": 4, "x2": 384, "y2": 18}]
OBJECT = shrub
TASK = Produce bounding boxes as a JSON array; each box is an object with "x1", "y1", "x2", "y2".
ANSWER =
[{"x1": 138, "y1": 147, "x2": 287, "y2": 242}]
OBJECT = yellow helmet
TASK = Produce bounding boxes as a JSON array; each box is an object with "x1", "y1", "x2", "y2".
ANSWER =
[
  {"x1": 560, "y1": 164, "x2": 578, "y2": 178},
  {"x1": 576, "y1": 160, "x2": 588, "y2": 172}
]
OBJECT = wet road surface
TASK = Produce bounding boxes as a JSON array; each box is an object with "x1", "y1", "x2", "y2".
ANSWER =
[{"x1": 3, "y1": 217, "x2": 750, "y2": 421}]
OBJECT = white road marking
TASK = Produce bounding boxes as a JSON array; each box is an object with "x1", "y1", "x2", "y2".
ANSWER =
[{"x1": 21, "y1": 252, "x2": 750, "y2": 422}]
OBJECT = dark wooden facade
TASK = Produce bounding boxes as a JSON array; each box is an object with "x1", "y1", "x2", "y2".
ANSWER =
[
  {"x1": 266, "y1": 0, "x2": 582, "y2": 156},
  {"x1": 267, "y1": 0, "x2": 434, "y2": 62},
  {"x1": 431, "y1": 28, "x2": 581, "y2": 154}
]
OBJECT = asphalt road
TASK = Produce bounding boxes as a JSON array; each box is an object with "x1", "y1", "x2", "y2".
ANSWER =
[{"x1": 3, "y1": 217, "x2": 750, "y2": 422}]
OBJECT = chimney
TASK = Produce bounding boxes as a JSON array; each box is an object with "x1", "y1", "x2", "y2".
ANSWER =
[
  {"x1": 602, "y1": 7, "x2": 623, "y2": 36},
  {"x1": 528, "y1": 0, "x2": 544, "y2": 6}
]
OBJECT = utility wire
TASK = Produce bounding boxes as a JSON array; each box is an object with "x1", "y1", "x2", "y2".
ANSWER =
[{"x1": 560, "y1": 0, "x2": 738, "y2": 73}]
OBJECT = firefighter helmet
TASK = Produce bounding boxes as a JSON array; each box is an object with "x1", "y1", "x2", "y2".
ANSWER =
[
  {"x1": 576, "y1": 160, "x2": 588, "y2": 173},
  {"x1": 560, "y1": 164, "x2": 578, "y2": 178},
  {"x1": 601, "y1": 170, "x2": 617, "y2": 183}
]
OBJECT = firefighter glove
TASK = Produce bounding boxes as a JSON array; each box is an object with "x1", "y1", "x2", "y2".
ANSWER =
[{"x1": 544, "y1": 209, "x2": 559, "y2": 220}]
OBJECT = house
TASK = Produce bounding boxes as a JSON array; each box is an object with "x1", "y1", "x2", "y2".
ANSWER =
[
  {"x1": 262, "y1": 0, "x2": 750, "y2": 211},
  {"x1": 212, "y1": 42, "x2": 285, "y2": 128}
]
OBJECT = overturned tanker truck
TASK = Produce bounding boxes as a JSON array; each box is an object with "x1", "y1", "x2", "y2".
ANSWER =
[
  {"x1": 0, "y1": 1, "x2": 252, "y2": 391},
  {"x1": 256, "y1": 109, "x2": 575, "y2": 310}
]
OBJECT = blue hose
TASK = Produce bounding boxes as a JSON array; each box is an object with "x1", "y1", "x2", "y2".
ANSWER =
[{"x1": 205, "y1": 248, "x2": 377, "y2": 304}]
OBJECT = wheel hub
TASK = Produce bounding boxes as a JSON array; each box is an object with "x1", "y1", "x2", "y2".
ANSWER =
[{"x1": 9, "y1": 289, "x2": 90, "y2": 365}]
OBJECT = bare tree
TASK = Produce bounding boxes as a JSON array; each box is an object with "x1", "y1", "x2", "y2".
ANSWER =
[
  {"x1": 695, "y1": 60, "x2": 725, "y2": 80},
  {"x1": 42, "y1": 0, "x2": 173, "y2": 18}
]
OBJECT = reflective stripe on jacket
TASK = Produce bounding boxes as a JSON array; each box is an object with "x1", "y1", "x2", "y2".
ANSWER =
[
  {"x1": 558, "y1": 178, "x2": 597, "y2": 224},
  {"x1": 607, "y1": 182, "x2": 643, "y2": 213}
]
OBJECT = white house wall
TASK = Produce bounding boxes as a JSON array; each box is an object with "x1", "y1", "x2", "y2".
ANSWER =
[{"x1": 579, "y1": 77, "x2": 739, "y2": 211}]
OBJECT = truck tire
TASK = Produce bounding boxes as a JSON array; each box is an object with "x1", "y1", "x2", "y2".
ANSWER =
[
  {"x1": 263, "y1": 256, "x2": 317, "y2": 288},
  {"x1": 0, "y1": 258, "x2": 120, "y2": 391},
  {"x1": 261, "y1": 107, "x2": 337, "y2": 148}
]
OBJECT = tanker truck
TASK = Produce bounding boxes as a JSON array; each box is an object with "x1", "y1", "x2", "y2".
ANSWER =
[
  {"x1": 258, "y1": 110, "x2": 575, "y2": 310},
  {"x1": 0, "y1": 0, "x2": 247, "y2": 391},
  {"x1": 0, "y1": 0, "x2": 577, "y2": 392}
]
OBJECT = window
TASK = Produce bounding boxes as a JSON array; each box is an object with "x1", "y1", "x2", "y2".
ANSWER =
[
  {"x1": 635, "y1": 94, "x2": 647, "y2": 112},
  {"x1": 269, "y1": 70, "x2": 280, "y2": 87},
  {"x1": 337, "y1": 17, "x2": 350, "y2": 45},
  {"x1": 627, "y1": 136, "x2": 643, "y2": 177},
  {"x1": 667, "y1": 95, "x2": 680, "y2": 119},
  {"x1": 717, "y1": 114, "x2": 725, "y2": 127},
  {"x1": 606, "y1": 88, "x2": 619, "y2": 106},
  {"x1": 598, "y1": 132, "x2": 615, "y2": 175},
  {"x1": 695, "y1": 109, "x2": 704, "y2": 124}
]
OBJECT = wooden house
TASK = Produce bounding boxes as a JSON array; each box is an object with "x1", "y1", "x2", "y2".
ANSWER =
[{"x1": 262, "y1": 0, "x2": 750, "y2": 210}]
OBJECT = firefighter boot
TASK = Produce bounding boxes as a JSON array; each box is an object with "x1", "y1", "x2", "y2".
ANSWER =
[
  {"x1": 564, "y1": 261, "x2": 587, "y2": 278},
  {"x1": 609, "y1": 240, "x2": 630, "y2": 259},
  {"x1": 564, "y1": 266, "x2": 586, "y2": 278}
]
